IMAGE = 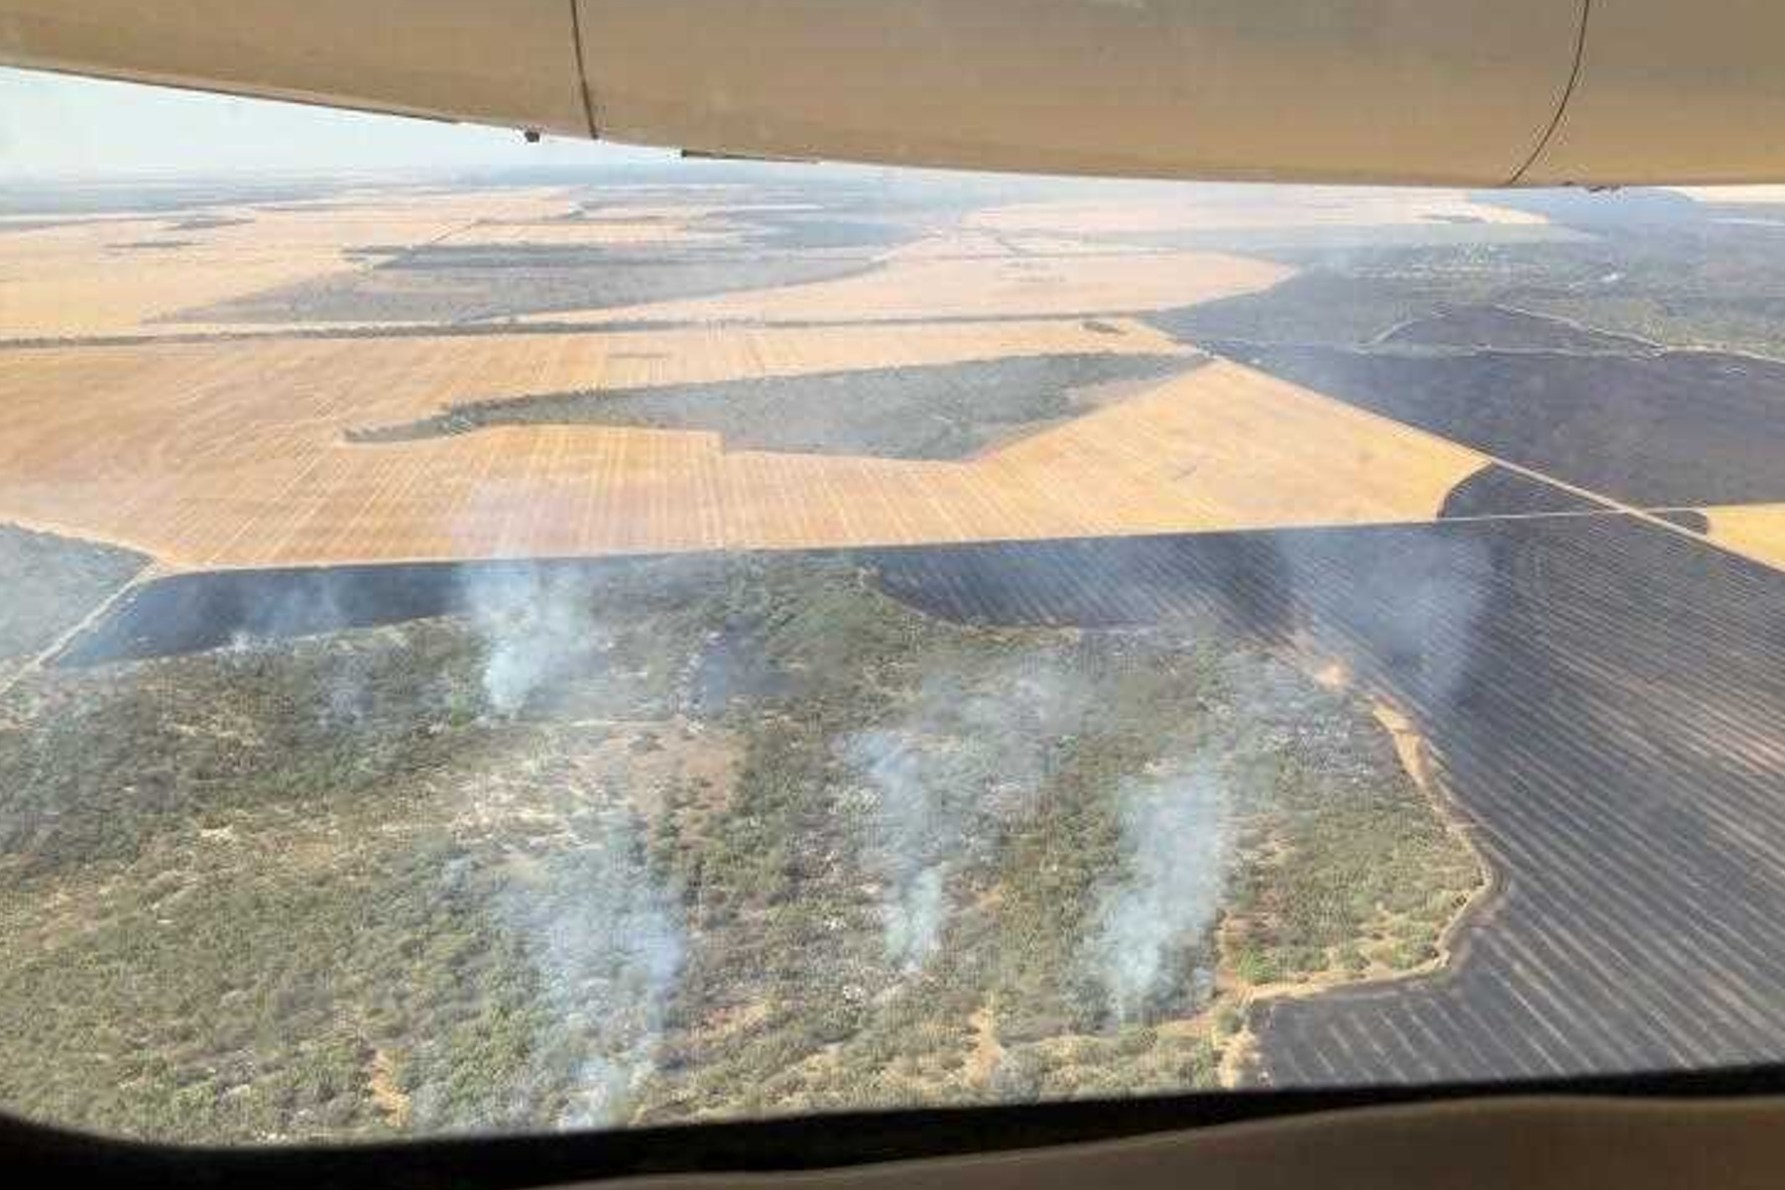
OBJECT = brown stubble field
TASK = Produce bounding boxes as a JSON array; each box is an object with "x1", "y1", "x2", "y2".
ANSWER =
[
  {"x1": 9, "y1": 178, "x2": 1782, "y2": 576},
  {"x1": 0, "y1": 337, "x2": 1499, "y2": 567},
  {"x1": 0, "y1": 188, "x2": 581, "y2": 338},
  {"x1": 0, "y1": 182, "x2": 1528, "y2": 573}
]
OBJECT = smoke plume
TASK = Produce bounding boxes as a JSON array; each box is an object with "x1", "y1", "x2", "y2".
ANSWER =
[
  {"x1": 497, "y1": 807, "x2": 685, "y2": 1127},
  {"x1": 461, "y1": 563, "x2": 606, "y2": 715},
  {"x1": 1087, "y1": 764, "x2": 1233, "y2": 1022},
  {"x1": 842, "y1": 653, "x2": 1091, "y2": 970}
]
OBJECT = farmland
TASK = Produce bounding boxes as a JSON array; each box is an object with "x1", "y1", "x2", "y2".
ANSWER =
[
  {"x1": 0, "y1": 524, "x2": 145, "y2": 686},
  {"x1": 863, "y1": 508, "x2": 1785, "y2": 1082},
  {"x1": 0, "y1": 551, "x2": 1478, "y2": 1139},
  {"x1": 4, "y1": 164, "x2": 1785, "y2": 1141}
]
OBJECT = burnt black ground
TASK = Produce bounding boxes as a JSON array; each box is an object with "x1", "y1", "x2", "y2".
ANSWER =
[
  {"x1": 1438, "y1": 465, "x2": 1607, "y2": 519},
  {"x1": 345, "y1": 353, "x2": 1194, "y2": 460},
  {"x1": 51, "y1": 556, "x2": 655, "y2": 665},
  {"x1": 52, "y1": 509, "x2": 1785, "y2": 1086},
  {"x1": 167, "y1": 201, "x2": 942, "y2": 326},
  {"x1": 871, "y1": 517, "x2": 1785, "y2": 1083},
  {"x1": 171, "y1": 255, "x2": 886, "y2": 326},
  {"x1": 0, "y1": 525, "x2": 147, "y2": 676},
  {"x1": 1379, "y1": 306, "x2": 1656, "y2": 355},
  {"x1": 1213, "y1": 343, "x2": 1785, "y2": 508}
]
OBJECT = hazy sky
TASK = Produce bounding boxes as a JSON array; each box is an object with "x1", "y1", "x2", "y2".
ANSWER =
[{"x1": 0, "y1": 67, "x2": 665, "y2": 180}]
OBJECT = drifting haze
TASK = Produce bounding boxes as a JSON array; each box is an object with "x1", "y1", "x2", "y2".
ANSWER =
[
  {"x1": 842, "y1": 655, "x2": 1092, "y2": 969},
  {"x1": 1089, "y1": 767, "x2": 1232, "y2": 1021}
]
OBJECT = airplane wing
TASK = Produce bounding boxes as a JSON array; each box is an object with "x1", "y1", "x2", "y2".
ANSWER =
[{"x1": 2, "y1": 0, "x2": 1784, "y2": 186}]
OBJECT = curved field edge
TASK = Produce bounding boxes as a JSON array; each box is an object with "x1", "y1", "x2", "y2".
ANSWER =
[
  {"x1": 1217, "y1": 659, "x2": 1494, "y2": 1088},
  {"x1": 0, "y1": 551, "x2": 1476, "y2": 1140}
]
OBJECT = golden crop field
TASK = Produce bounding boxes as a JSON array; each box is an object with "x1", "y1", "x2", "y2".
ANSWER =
[
  {"x1": 13, "y1": 177, "x2": 1734, "y2": 579},
  {"x1": 521, "y1": 249, "x2": 1291, "y2": 327},
  {"x1": 0, "y1": 326, "x2": 1494, "y2": 568},
  {"x1": 1702, "y1": 504, "x2": 1785, "y2": 572},
  {"x1": 0, "y1": 188, "x2": 583, "y2": 338}
]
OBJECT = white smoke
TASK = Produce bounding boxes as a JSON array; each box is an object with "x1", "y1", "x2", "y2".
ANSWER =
[
  {"x1": 462, "y1": 564, "x2": 607, "y2": 715},
  {"x1": 1381, "y1": 533, "x2": 1493, "y2": 712},
  {"x1": 842, "y1": 652, "x2": 1092, "y2": 970},
  {"x1": 1087, "y1": 764, "x2": 1233, "y2": 1022},
  {"x1": 444, "y1": 478, "x2": 685, "y2": 1124},
  {"x1": 841, "y1": 728, "x2": 956, "y2": 970},
  {"x1": 448, "y1": 479, "x2": 613, "y2": 716},
  {"x1": 497, "y1": 808, "x2": 684, "y2": 1127},
  {"x1": 1267, "y1": 516, "x2": 1492, "y2": 713}
]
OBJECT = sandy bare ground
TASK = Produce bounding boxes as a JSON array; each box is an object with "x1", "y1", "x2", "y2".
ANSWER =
[{"x1": 0, "y1": 338, "x2": 1493, "y2": 568}]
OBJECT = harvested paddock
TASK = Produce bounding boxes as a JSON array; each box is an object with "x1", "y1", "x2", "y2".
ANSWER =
[
  {"x1": 0, "y1": 317, "x2": 1181, "y2": 477},
  {"x1": 0, "y1": 342, "x2": 1496, "y2": 568},
  {"x1": 973, "y1": 361, "x2": 1491, "y2": 534},
  {"x1": 1702, "y1": 503, "x2": 1785, "y2": 572},
  {"x1": 0, "y1": 189, "x2": 580, "y2": 338},
  {"x1": 518, "y1": 250, "x2": 1291, "y2": 326}
]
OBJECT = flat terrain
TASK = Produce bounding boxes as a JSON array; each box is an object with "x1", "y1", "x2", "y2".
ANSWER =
[
  {"x1": 7, "y1": 170, "x2": 1785, "y2": 1140},
  {"x1": 0, "y1": 552, "x2": 1474, "y2": 1139},
  {"x1": 0, "y1": 176, "x2": 1589, "y2": 572},
  {"x1": 1702, "y1": 503, "x2": 1785, "y2": 571},
  {"x1": 0, "y1": 525, "x2": 146, "y2": 686},
  {"x1": 1210, "y1": 338, "x2": 1785, "y2": 509},
  {"x1": 0, "y1": 326, "x2": 1513, "y2": 566},
  {"x1": 863, "y1": 509, "x2": 1785, "y2": 1082}
]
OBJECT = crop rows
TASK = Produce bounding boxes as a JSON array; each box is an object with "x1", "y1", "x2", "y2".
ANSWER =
[
  {"x1": 867, "y1": 513, "x2": 1785, "y2": 1081},
  {"x1": 0, "y1": 341, "x2": 1491, "y2": 569}
]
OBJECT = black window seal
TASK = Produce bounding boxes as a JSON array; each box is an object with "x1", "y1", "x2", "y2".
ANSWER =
[{"x1": 8, "y1": 1063, "x2": 1785, "y2": 1190}]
